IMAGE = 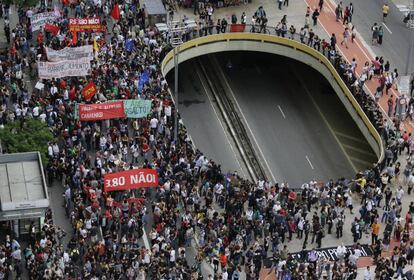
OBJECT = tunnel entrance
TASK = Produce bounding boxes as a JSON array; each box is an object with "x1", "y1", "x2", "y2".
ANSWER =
[{"x1": 167, "y1": 51, "x2": 377, "y2": 187}]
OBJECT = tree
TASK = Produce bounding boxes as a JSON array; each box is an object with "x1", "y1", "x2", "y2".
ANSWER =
[{"x1": 0, "y1": 118, "x2": 54, "y2": 164}]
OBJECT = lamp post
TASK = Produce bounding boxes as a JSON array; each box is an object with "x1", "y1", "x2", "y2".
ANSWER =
[
  {"x1": 172, "y1": 42, "x2": 180, "y2": 144},
  {"x1": 168, "y1": 23, "x2": 185, "y2": 144}
]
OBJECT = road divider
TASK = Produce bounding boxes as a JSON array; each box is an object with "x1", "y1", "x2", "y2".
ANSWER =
[{"x1": 196, "y1": 56, "x2": 267, "y2": 182}]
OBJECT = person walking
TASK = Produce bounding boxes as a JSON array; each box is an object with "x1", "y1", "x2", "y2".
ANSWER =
[
  {"x1": 378, "y1": 26, "x2": 384, "y2": 45},
  {"x1": 312, "y1": 9, "x2": 320, "y2": 26},
  {"x1": 371, "y1": 220, "x2": 380, "y2": 245},
  {"x1": 340, "y1": 27, "x2": 350, "y2": 48},
  {"x1": 318, "y1": 0, "x2": 324, "y2": 11},
  {"x1": 387, "y1": 95, "x2": 394, "y2": 117},
  {"x1": 371, "y1": 23, "x2": 379, "y2": 45},
  {"x1": 278, "y1": 0, "x2": 283, "y2": 10},
  {"x1": 343, "y1": 6, "x2": 350, "y2": 24},
  {"x1": 330, "y1": 33, "x2": 337, "y2": 49},
  {"x1": 364, "y1": 266, "x2": 372, "y2": 280},
  {"x1": 349, "y1": 3, "x2": 354, "y2": 22},
  {"x1": 382, "y1": 3, "x2": 389, "y2": 22}
]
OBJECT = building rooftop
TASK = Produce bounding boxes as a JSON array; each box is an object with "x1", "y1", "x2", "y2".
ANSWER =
[{"x1": 0, "y1": 152, "x2": 49, "y2": 214}]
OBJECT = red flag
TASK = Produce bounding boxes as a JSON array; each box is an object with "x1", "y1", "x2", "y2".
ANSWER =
[
  {"x1": 44, "y1": 23, "x2": 60, "y2": 35},
  {"x1": 111, "y1": 4, "x2": 120, "y2": 21},
  {"x1": 82, "y1": 81, "x2": 97, "y2": 101},
  {"x1": 71, "y1": 31, "x2": 77, "y2": 45}
]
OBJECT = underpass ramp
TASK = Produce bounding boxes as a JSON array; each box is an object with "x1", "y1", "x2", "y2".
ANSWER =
[{"x1": 334, "y1": 131, "x2": 378, "y2": 170}]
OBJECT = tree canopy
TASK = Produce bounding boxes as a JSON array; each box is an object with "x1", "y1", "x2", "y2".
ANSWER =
[{"x1": 0, "y1": 118, "x2": 54, "y2": 164}]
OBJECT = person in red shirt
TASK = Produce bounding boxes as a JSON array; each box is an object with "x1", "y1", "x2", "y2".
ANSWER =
[
  {"x1": 219, "y1": 253, "x2": 227, "y2": 269},
  {"x1": 36, "y1": 32, "x2": 44, "y2": 45}
]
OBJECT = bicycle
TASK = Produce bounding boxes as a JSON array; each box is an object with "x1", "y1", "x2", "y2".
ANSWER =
[{"x1": 250, "y1": 24, "x2": 271, "y2": 34}]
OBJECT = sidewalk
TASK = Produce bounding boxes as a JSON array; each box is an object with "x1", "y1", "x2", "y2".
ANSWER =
[{"x1": 176, "y1": 0, "x2": 412, "y2": 134}]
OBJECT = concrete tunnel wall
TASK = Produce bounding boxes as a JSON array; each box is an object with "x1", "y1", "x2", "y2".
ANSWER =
[{"x1": 161, "y1": 34, "x2": 383, "y2": 163}]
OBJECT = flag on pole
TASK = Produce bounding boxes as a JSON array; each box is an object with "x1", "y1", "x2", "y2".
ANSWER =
[
  {"x1": 125, "y1": 38, "x2": 134, "y2": 52},
  {"x1": 72, "y1": 32, "x2": 77, "y2": 45},
  {"x1": 44, "y1": 23, "x2": 60, "y2": 35},
  {"x1": 138, "y1": 70, "x2": 149, "y2": 93},
  {"x1": 111, "y1": 4, "x2": 120, "y2": 21},
  {"x1": 93, "y1": 37, "x2": 99, "y2": 52}
]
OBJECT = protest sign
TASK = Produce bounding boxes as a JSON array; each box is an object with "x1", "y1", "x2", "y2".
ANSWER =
[
  {"x1": 46, "y1": 45, "x2": 93, "y2": 61},
  {"x1": 289, "y1": 245, "x2": 373, "y2": 262},
  {"x1": 35, "y1": 81, "x2": 45, "y2": 90},
  {"x1": 68, "y1": 17, "x2": 102, "y2": 32},
  {"x1": 123, "y1": 100, "x2": 152, "y2": 118},
  {"x1": 37, "y1": 59, "x2": 91, "y2": 79},
  {"x1": 79, "y1": 101, "x2": 125, "y2": 121},
  {"x1": 104, "y1": 169, "x2": 159, "y2": 192},
  {"x1": 31, "y1": 12, "x2": 59, "y2": 31}
]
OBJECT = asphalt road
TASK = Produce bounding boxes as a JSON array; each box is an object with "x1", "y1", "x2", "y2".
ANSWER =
[
  {"x1": 340, "y1": 0, "x2": 413, "y2": 75},
  {"x1": 174, "y1": 60, "x2": 247, "y2": 177},
  {"x1": 209, "y1": 51, "x2": 377, "y2": 187}
]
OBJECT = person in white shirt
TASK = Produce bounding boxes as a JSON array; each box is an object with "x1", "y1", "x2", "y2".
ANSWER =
[
  {"x1": 150, "y1": 117, "x2": 158, "y2": 130},
  {"x1": 169, "y1": 248, "x2": 176, "y2": 265},
  {"x1": 48, "y1": 143, "x2": 53, "y2": 158},
  {"x1": 222, "y1": 269, "x2": 228, "y2": 280},
  {"x1": 364, "y1": 266, "x2": 372, "y2": 280},
  {"x1": 336, "y1": 243, "x2": 346, "y2": 263},
  {"x1": 396, "y1": 186, "x2": 404, "y2": 204},
  {"x1": 32, "y1": 106, "x2": 40, "y2": 118}
]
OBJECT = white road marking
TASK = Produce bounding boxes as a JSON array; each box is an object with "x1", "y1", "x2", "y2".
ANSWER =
[
  {"x1": 277, "y1": 105, "x2": 286, "y2": 119},
  {"x1": 293, "y1": 64, "x2": 359, "y2": 173},
  {"x1": 195, "y1": 65, "x2": 247, "y2": 177},
  {"x1": 214, "y1": 58, "x2": 278, "y2": 183},
  {"x1": 334, "y1": 131, "x2": 371, "y2": 144},
  {"x1": 349, "y1": 156, "x2": 375, "y2": 167},
  {"x1": 305, "y1": 155, "x2": 315, "y2": 170},
  {"x1": 342, "y1": 143, "x2": 376, "y2": 156},
  {"x1": 382, "y1": 22, "x2": 393, "y2": 34}
]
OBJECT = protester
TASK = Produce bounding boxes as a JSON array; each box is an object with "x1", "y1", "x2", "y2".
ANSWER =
[{"x1": 1, "y1": 2, "x2": 414, "y2": 280}]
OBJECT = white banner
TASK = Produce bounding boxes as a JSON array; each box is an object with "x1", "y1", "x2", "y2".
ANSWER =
[
  {"x1": 46, "y1": 45, "x2": 94, "y2": 62},
  {"x1": 38, "y1": 59, "x2": 91, "y2": 79},
  {"x1": 31, "y1": 12, "x2": 59, "y2": 32},
  {"x1": 30, "y1": 12, "x2": 58, "y2": 32}
]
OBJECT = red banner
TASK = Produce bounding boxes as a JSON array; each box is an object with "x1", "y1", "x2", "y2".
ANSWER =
[
  {"x1": 104, "y1": 169, "x2": 159, "y2": 192},
  {"x1": 44, "y1": 23, "x2": 60, "y2": 35},
  {"x1": 69, "y1": 17, "x2": 102, "y2": 32},
  {"x1": 230, "y1": 24, "x2": 246, "y2": 32},
  {"x1": 83, "y1": 81, "x2": 97, "y2": 101},
  {"x1": 79, "y1": 101, "x2": 125, "y2": 121}
]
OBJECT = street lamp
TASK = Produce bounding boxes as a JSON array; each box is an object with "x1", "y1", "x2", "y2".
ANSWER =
[{"x1": 167, "y1": 23, "x2": 186, "y2": 144}]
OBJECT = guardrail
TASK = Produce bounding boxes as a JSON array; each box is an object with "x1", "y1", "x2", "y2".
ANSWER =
[{"x1": 160, "y1": 25, "x2": 385, "y2": 168}]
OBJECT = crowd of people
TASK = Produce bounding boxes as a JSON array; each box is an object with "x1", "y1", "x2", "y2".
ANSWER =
[{"x1": 0, "y1": 0, "x2": 414, "y2": 280}]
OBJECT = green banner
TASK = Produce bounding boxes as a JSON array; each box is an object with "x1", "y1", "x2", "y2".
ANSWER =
[{"x1": 123, "y1": 99, "x2": 152, "y2": 118}]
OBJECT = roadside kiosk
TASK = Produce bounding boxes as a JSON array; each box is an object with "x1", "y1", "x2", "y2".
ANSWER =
[
  {"x1": 0, "y1": 152, "x2": 49, "y2": 238},
  {"x1": 143, "y1": 0, "x2": 167, "y2": 27}
]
